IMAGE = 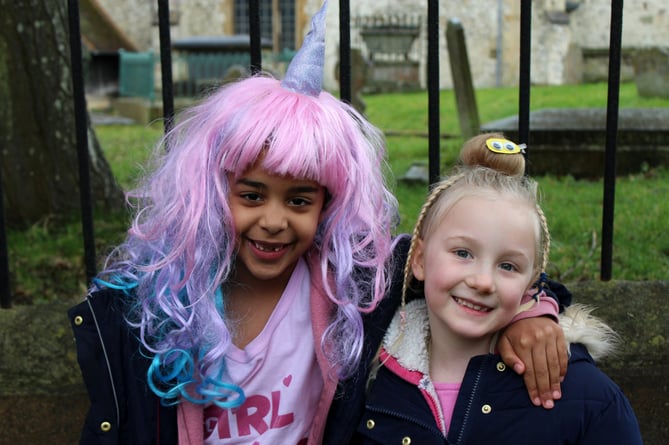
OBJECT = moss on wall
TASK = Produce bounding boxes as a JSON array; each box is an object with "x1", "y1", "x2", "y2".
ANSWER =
[{"x1": 0, "y1": 281, "x2": 667, "y2": 444}]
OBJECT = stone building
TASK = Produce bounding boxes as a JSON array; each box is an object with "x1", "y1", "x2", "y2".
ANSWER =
[{"x1": 90, "y1": 0, "x2": 668, "y2": 92}]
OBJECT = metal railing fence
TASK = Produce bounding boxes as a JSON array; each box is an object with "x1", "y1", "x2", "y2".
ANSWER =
[{"x1": 0, "y1": 0, "x2": 624, "y2": 308}]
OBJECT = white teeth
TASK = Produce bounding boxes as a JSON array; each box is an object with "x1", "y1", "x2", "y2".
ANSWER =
[
  {"x1": 454, "y1": 297, "x2": 490, "y2": 312},
  {"x1": 254, "y1": 242, "x2": 282, "y2": 252}
]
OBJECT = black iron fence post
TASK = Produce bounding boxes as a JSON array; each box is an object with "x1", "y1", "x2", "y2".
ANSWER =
[
  {"x1": 518, "y1": 0, "x2": 532, "y2": 169},
  {"x1": 249, "y1": 0, "x2": 262, "y2": 74},
  {"x1": 339, "y1": 0, "x2": 352, "y2": 103},
  {"x1": 601, "y1": 0, "x2": 624, "y2": 281},
  {"x1": 427, "y1": 0, "x2": 440, "y2": 186},
  {"x1": 157, "y1": 0, "x2": 175, "y2": 135},
  {"x1": 68, "y1": 0, "x2": 97, "y2": 285}
]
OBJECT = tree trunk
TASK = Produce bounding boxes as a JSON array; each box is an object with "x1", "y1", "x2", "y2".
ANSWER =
[{"x1": 0, "y1": 0, "x2": 123, "y2": 229}]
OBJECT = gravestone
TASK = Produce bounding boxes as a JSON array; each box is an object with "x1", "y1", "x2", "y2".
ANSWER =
[
  {"x1": 633, "y1": 47, "x2": 669, "y2": 99},
  {"x1": 481, "y1": 108, "x2": 669, "y2": 177},
  {"x1": 446, "y1": 18, "x2": 480, "y2": 140},
  {"x1": 357, "y1": 15, "x2": 421, "y2": 93}
]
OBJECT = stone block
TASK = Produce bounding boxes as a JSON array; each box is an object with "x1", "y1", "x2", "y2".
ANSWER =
[{"x1": 1, "y1": 282, "x2": 667, "y2": 443}]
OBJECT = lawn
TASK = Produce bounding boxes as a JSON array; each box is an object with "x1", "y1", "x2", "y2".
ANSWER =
[
  {"x1": 364, "y1": 83, "x2": 669, "y2": 283},
  {"x1": 6, "y1": 82, "x2": 669, "y2": 304}
]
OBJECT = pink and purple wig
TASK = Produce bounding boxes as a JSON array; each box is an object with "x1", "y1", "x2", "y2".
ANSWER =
[{"x1": 94, "y1": 74, "x2": 398, "y2": 406}]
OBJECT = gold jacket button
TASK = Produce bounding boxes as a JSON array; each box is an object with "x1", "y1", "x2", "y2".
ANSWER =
[
  {"x1": 402, "y1": 437, "x2": 412, "y2": 445},
  {"x1": 74, "y1": 315, "x2": 84, "y2": 326},
  {"x1": 100, "y1": 421, "x2": 112, "y2": 432},
  {"x1": 366, "y1": 419, "x2": 375, "y2": 429},
  {"x1": 482, "y1": 404, "x2": 492, "y2": 414},
  {"x1": 496, "y1": 361, "x2": 506, "y2": 372}
]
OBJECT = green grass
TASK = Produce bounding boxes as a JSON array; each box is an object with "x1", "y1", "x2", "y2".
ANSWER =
[
  {"x1": 95, "y1": 124, "x2": 163, "y2": 187},
  {"x1": 373, "y1": 83, "x2": 669, "y2": 282},
  {"x1": 7, "y1": 82, "x2": 669, "y2": 304}
]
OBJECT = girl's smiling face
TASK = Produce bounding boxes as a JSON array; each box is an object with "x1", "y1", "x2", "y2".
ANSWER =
[
  {"x1": 228, "y1": 163, "x2": 325, "y2": 290},
  {"x1": 411, "y1": 193, "x2": 539, "y2": 343}
]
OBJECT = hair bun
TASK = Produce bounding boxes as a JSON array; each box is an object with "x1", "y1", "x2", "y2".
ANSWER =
[{"x1": 459, "y1": 132, "x2": 525, "y2": 177}]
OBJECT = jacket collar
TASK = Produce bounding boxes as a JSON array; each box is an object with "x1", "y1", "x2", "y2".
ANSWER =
[{"x1": 382, "y1": 299, "x2": 431, "y2": 375}]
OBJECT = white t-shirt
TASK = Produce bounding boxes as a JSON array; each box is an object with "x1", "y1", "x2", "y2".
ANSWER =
[{"x1": 204, "y1": 258, "x2": 322, "y2": 444}]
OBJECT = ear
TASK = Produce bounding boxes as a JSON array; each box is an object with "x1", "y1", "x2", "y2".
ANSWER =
[{"x1": 411, "y1": 238, "x2": 426, "y2": 281}]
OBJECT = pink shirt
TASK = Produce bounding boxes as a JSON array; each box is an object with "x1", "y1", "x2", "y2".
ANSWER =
[
  {"x1": 203, "y1": 258, "x2": 322, "y2": 444},
  {"x1": 434, "y1": 381, "x2": 461, "y2": 432}
]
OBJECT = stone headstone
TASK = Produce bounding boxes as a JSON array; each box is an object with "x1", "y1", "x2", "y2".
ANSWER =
[
  {"x1": 481, "y1": 108, "x2": 669, "y2": 177},
  {"x1": 633, "y1": 47, "x2": 669, "y2": 99}
]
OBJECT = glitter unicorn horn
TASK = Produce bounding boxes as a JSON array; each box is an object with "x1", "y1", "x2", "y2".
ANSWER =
[{"x1": 281, "y1": 0, "x2": 328, "y2": 96}]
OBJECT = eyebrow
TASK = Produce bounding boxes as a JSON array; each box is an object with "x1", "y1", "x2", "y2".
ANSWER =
[
  {"x1": 235, "y1": 178, "x2": 265, "y2": 189},
  {"x1": 449, "y1": 236, "x2": 533, "y2": 262},
  {"x1": 235, "y1": 178, "x2": 321, "y2": 194}
]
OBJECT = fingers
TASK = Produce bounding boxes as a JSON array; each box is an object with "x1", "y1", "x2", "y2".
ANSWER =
[
  {"x1": 555, "y1": 323, "x2": 569, "y2": 389},
  {"x1": 498, "y1": 334, "x2": 526, "y2": 375},
  {"x1": 521, "y1": 352, "x2": 542, "y2": 407},
  {"x1": 534, "y1": 322, "x2": 568, "y2": 409},
  {"x1": 499, "y1": 317, "x2": 567, "y2": 409},
  {"x1": 498, "y1": 328, "x2": 541, "y2": 405},
  {"x1": 531, "y1": 339, "x2": 554, "y2": 409}
]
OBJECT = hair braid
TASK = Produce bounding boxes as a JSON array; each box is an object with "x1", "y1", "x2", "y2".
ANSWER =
[
  {"x1": 400, "y1": 173, "x2": 466, "y2": 309},
  {"x1": 535, "y1": 204, "x2": 551, "y2": 272}
]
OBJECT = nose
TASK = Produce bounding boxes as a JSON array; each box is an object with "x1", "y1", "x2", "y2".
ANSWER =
[
  {"x1": 464, "y1": 268, "x2": 496, "y2": 294},
  {"x1": 259, "y1": 202, "x2": 288, "y2": 234}
]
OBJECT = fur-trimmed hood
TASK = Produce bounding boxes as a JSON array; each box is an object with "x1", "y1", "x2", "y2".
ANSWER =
[{"x1": 382, "y1": 300, "x2": 619, "y2": 375}]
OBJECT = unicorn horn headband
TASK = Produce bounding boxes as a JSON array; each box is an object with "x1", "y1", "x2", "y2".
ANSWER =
[{"x1": 281, "y1": 0, "x2": 328, "y2": 96}]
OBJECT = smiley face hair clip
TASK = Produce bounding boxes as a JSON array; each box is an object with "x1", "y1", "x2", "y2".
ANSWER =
[{"x1": 485, "y1": 137, "x2": 526, "y2": 155}]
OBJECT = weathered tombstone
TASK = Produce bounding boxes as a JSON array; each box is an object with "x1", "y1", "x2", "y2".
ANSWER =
[
  {"x1": 633, "y1": 47, "x2": 669, "y2": 99},
  {"x1": 336, "y1": 48, "x2": 370, "y2": 115},
  {"x1": 357, "y1": 15, "x2": 421, "y2": 93},
  {"x1": 482, "y1": 108, "x2": 669, "y2": 177},
  {"x1": 446, "y1": 18, "x2": 480, "y2": 140}
]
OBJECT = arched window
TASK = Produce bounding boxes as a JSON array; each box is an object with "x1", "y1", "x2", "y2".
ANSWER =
[{"x1": 234, "y1": 0, "x2": 296, "y2": 51}]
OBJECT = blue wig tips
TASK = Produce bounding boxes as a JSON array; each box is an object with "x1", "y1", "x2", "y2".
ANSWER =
[{"x1": 281, "y1": 0, "x2": 328, "y2": 96}]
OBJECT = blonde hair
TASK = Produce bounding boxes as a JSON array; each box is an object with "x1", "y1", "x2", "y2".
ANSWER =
[{"x1": 401, "y1": 133, "x2": 551, "y2": 304}]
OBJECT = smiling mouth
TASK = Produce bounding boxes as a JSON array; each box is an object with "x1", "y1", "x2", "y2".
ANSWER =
[{"x1": 453, "y1": 296, "x2": 492, "y2": 312}]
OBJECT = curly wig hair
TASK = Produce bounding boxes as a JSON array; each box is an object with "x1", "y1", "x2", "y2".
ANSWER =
[{"x1": 94, "y1": 75, "x2": 398, "y2": 406}]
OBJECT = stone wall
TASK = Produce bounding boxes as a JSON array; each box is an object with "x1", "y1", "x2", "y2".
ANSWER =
[{"x1": 0, "y1": 281, "x2": 667, "y2": 444}]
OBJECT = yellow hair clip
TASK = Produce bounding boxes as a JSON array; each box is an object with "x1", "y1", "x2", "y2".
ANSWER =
[{"x1": 485, "y1": 137, "x2": 526, "y2": 154}]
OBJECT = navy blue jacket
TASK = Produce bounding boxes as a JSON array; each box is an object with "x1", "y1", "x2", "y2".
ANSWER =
[
  {"x1": 351, "y1": 343, "x2": 642, "y2": 444},
  {"x1": 68, "y1": 289, "x2": 178, "y2": 444},
  {"x1": 323, "y1": 238, "x2": 572, "y2": 445}
]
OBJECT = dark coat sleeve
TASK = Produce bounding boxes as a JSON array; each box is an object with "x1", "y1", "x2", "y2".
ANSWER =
[
  {"x1": 68, "y1": 289, "x2": 177, "y2": 445},
  {"x1": 546, "y1": 279, "x2": 572, "y2": 313},
  {"x1": 564, "y1": 345, "x2": 643, "y2": 445}
]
